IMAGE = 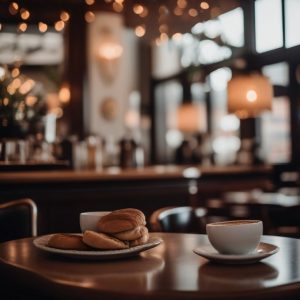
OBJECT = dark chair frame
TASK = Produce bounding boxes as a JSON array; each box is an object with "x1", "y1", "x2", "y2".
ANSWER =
[
  {"x1": 150, "y1": 206, "x2": 207, "y2": 233},
  {"x1": 0, "y1": 198, "x2": 38, "y2": 238}
]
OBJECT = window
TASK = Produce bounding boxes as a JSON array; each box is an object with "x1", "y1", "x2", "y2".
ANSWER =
[
  {"x1": 209, "y1": 68, "x2": 241, "y2": 166},
  {"x1": 219, "y1": 7, "x2": 244, "y2": 48},
  {"x1": 260, "y1": 96, "x2": 291, "y2": 163},
  {"x1": 255, "y1": 0, "x2": 283, "y2": 53},
  {"x1": 262, "y1": 62, "x2": 289, "y2": 86},
  {"x1": 285, "y1": 0, "x2": 300, "y2": 48}
]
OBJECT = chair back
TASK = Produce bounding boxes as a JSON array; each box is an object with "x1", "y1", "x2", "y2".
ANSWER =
[
  {"x1": 0, "y1": 198, "x2": 37, "y2": 243},
  {"x1": 150, "y1": 206, "x2": 207, "y2": 233}
]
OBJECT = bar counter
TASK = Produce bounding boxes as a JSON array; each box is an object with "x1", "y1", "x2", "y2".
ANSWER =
[
  {"x1": 0, "y1": 165, "x2": 273, "y2": 234},
  {"x1": 0, "y1": 164, "x2": 272, "y2": 183}
]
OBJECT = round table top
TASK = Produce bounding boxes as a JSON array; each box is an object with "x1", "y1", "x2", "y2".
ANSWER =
[{"x1": 1, "y1": 233, "x2": 300, "y2": 300}]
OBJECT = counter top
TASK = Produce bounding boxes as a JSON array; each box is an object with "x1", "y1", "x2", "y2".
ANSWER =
[{"x1": 0, "y1": 165, "x2": 273, "y2": 184}]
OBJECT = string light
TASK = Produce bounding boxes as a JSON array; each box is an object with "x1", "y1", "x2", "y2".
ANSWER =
[
  {"x1": 20, "y1": 9, "x2": 30, "y2": 20},
  {"x1": 113, "y1": 2, "x2": 123, "y2": 13},
  {"x1": 188, "y1": 8, "x2": 198, "y2": 17},
  {"x1": 135, "y1": 25, "x2": 146, "y2": 37},
  {"x1": 174, "y1": 7, "x2": 183, "y2": 16},
  {"x1": 11, "y1": 68, "x2": 20, "y2": 78},
  {"x1": 159, "y1": 24, "x2": 168, "y2": 33},
  {"x1": 85, "y1": 11, "x2": 95, "y2": 23},
  {"x1": 9, "y1": 2, "x2": 19, "y2": 15},
  {"x1": 133, "y1": 4, "x2": 144, "y2": 15},
  {"x1": 172, "y1": 32, "x2": 182, "y2": 41},
  {"x1": 38, "y1": 22, "x2": 48, "y2": 33},
  {"x1": 18, "y1": 22, "x2": 27, "y2": 32},
  {"x1": 60, "y1": 11, "x2": 70, "y2": 22},
  {"x1": 55, "y1": 20, "x2": 65, "y2": 31},
  {"x1": 3, "y1": 0, "x2": 214, "y2": 43},
  {"x1": 59, "y1": 84, "x2": 71, "y2": 103},
  {"x1": 177, "y1": 0, "x2": 187, "y2": 9},
  {"x1": 160, "y1": 32, "x2": 168, "y2": 42},
  {"x1": 200, "y1": 2, "x2": 210, "y2": 10},
  {"x1": 85, "y1": 0, "x2": 95, "y2": 5}
]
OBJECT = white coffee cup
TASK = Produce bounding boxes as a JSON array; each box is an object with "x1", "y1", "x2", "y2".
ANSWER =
[
  {"x1": 80, "y1": 211, "x2": 111, "y2": 232},
  {"x1": 206, "y1": 220, "x2": 263, "y2": 255}
]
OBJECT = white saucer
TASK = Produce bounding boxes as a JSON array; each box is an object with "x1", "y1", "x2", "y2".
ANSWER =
[{"x1": 193, "y1": 242, "x2": 279, "y2": 264}]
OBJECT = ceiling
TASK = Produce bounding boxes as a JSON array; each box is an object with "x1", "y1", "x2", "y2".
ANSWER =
[{"x1": 0, "y1": 0, "x2": 241, "y2": 41}]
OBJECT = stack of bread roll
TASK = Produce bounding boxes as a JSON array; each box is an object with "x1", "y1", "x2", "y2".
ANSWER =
[{"x1": 48, "y1": 208, "x2": 149, "y2": 251}]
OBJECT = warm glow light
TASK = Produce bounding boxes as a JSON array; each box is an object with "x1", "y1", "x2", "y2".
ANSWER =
[
  {"x1": 9, "y1": 2, "x2": 19, "y2": 15},
  {"x1": 160, "y1": 32, "x2": 168, "y2": 42},
  {"x1": 18, "y1": 23, "x2": 27, "y2": 32},
  {"x1": 188, "y1": 8, "x2": 198, "y2": 17},
  {"x1": 135, "y1": 25, "x2": 146, "y2": 37},
  {"x1": 159, "y1": 5, "x2": 168, "y2": 15},
  {"x1": 60, "y1": 11, "x2": 70, "y2": 22},
  {"x1": 200, "y1": 1, "x2": 210, "y2": 10},
  {"x1": 177, "y1": 0, "x2": 187, "y2": 9},
  {"x1": 227, "y1": 74, "x2": 273, "y2": 118},
  {"x1": 3, "y1": 98, "x2": 9, "y2": 106},
  {"x1": 20, "y1": 9, "x2": 30, "y2": 20},
  {"x1": 11, "y1": 68, "x2": 20, "y2": 78},
  {"x1": 125, "y1": 110, "x2": 140, "y2": 128},
  {"x1": 19, "y1": 79, "x2": 35, "y2": 94},
  {"x1": 174, "y1": 7, "x2": 183, "y2": 16},
  {"x1": 55, "y1": 20, "x2": 65, "y2": 31},
  {"x1": 12, "y1": 78, "x2": 21, "y2": 89},
  {"x1": 113, "y1": 2, "x2": 123, "y2": 12},
  {"x1": 85, "y1": 11, "x2": 95, "y2": 23},
  {"x1": 155, "y1": 37, "x2": 162, "y2": 46},
  {"x1": 38, "y1": 22, "x2": 48, "y2": 33},
  {"x1": 172, "y1": 32, "x2": 182, "y2": 41},
  {"x1": 0, "y1": 23, "x2": 2, "y2": 31},
  {"x1": 133, "y1": 4, "x2": 144, "y2": 15},
  {"x1": 246, "y1": 90, "x2": 257, "y2": 102},
  {"x1": 59, "y1": 84, "x2": 71, "y2": 103},
  {"x1": 159, "y1": 24, "x2": 168, "y2": 33},
  {"x1": 85, "y1": 0, "x2": 95, "y2": 5},
  {"x1": 98, "y1": 42, "x2": 123, "y2": 60},
  {"x1": 176, "y1": 103, "x2": 207, "y2": 133},
  {"x1": 25, "y1": 95, "x2": 37, "y2": 106}
]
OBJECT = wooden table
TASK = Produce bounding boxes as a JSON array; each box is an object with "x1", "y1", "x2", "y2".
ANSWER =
[{"x1": 1, "y1": 233, "x2": 300, "y2": 300}]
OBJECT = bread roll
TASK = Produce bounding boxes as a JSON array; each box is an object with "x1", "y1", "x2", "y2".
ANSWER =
[
  {"x1": 47, "y1": 234, "x2": 89, "y2": 250},
  {"x1": 112, "y1": 226, "x2": 146, "y2": 241},
  {"x1": 83, "y1": 230, "x2": 129, "y2": 250},
  {"x1": 97, "y1": 208, "x2": 146, "y2": 234},
  {"x1": 129, "y1": 227, "x2": 149, "y2": 247}
]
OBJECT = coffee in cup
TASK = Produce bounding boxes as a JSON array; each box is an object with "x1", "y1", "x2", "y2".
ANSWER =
[{"x1": 206, "y1": 220, "x2": 263, "y2": 255}]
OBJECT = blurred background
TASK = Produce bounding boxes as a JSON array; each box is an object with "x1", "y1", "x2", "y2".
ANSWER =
[{"x1": 0, "y1": 0, "x2": 299, "y2": 171}]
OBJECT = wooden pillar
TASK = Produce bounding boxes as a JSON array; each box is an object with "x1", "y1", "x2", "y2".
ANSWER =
[{"x1": 63, "y1": 7, "x2": 86, "y2": 139}]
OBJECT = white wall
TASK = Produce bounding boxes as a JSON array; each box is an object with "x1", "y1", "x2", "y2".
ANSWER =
[{"x1": 86, "y1": 13, "x2": 138, "y2": 141}]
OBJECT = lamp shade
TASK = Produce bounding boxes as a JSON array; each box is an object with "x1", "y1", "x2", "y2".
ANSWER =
[
  {"x1": 176, "y1": 103, "x2": 207, "y2": 133},
  {"x1": 227, "y1": 74, "x2": 273, "y2": 118}
]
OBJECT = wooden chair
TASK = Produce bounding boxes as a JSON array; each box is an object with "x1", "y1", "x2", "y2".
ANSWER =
[
  {"x1": 0, "y1": 198, "x2": 38, "y2": 243},
  {"x1": 150, "y1": 206, "x2": 207, "y2": 233}
]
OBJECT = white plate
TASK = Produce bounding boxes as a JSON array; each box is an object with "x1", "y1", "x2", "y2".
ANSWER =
[
  {"x1": 193, "y1": 242, "x2": 279, "y2": 264},
  {"x1": 33, "y1": 234, "x2": 163, "y2": 260}
]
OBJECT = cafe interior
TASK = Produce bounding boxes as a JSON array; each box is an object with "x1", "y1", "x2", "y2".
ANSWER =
[{"x1": 1, "y1": 0, "x2": 300, "y2": 299}]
